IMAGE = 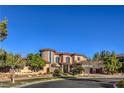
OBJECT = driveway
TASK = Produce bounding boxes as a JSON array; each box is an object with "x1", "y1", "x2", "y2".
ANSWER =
[{"x1": 21, "y1": 78, "x2": 123, "y2": 88}]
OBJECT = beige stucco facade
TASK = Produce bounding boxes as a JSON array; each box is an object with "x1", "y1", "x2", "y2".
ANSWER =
[
  {"x1": 41, "y1": 50, "x2": 55, "y2": 63},
  {"x1": 41, "y1": 64, "x2": 50, "y2": 74},
  {"x1": 73, "y1": 55, "x2": 87, "y2": 62},
  {"x1": 41, "y1": 51, "x2": 49, "y2": 62},
  {"x1": 40, "y1": 48, "x2": 87, "y2": 73},
  {"x1": 40, "y1": 49, "x2": 87, "y2": 64}
]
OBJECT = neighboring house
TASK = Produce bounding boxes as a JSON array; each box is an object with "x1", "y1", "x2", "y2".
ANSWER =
[
  {"x1": 116, "y1": 54, "x2": 124, "y2": 62},
  {"x1": 40, "y1": 48, "x2": 87, "y2": 73},
  {"x1": 89, "y1": 61, "x2": 104, "y2": 74},
  {"x1": 77, "y1": 61, "x2": 104, "y2": 74}
]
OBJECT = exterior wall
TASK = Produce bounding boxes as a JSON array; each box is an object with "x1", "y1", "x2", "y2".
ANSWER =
[
  {"x1": 20, "y1": 67, "x2": 32, "y2": 73},
  {"x1": 41, "y1": 51, "x2": 49, "y2": 62},
  {"x1": 21, "y1": 65, "x2": 51, "y2": 74},
  {"x1": 41, "y1": 51, "x2": 55, "y2": 63},
  {"x1": 39, "y1": 64, "x2": 50, "y2": 74},
  {"x1": 74, "y1": 55, "x2": 87, "y2": 62},
  {"x1": 40, "y1": 49, "x2": 87, "y2": 64},
  {"x1": 42, "y1": 64, "x2": 49, "y2": 74}
]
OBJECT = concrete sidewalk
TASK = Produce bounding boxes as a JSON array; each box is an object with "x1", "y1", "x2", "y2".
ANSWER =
[{"x1": 77, "y1": 74, "x2": 124, "y2": 79}]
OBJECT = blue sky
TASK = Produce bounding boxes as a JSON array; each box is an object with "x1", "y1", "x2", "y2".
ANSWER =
[{"x1": 0, "y1": 5, "x2": 124, "y2": 57}]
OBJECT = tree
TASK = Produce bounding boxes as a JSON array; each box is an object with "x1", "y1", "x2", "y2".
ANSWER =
[
  {"x1": 27, "y1": 53, "x2": 46, "y2": 71},
  {"x1": 0, "y1": 18, "x2": 8, "y2": 42},
  {"x1": 0, "y1": 49, "x2": 6, "y2": 68},
  {"x1": 92, "y1": 50, "x2": 122, "y2": 74},
  {"x1": 5, "y1": 53, "x2": 23, "y2": 83},
  {"x1": 6, "y1": 53, "x2": 22, "y2": 69},
  {"x1": 104, "y1": 52, "x2": 122, "y2": 74},
  {"x1": 92, "y1": 52, "x2": 100, "y2": 61},
  {"x1": 100, "y1": 50, "x2": 111, "y2": 61},
  {"x1": 92, "y1": 50, "x2": 111, "y2": 62},
  {"x1": 87, "y1": 57, "x2": 92, "y2": 62}
]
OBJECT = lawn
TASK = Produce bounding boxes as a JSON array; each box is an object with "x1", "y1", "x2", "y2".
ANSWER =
[
  {"x1": 117, "y1": 80, "x2": 124, "y2": 88},
  {"x1": 0, "y1": 77, "x2": 60, "y2": 88}
]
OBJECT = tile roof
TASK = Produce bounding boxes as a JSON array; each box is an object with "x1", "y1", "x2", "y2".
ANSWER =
[{"x1": 40, "y1": 48, "x2": 56, "y2": 52}]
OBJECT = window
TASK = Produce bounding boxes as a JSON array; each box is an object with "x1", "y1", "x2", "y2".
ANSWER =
[
  {"x1": 49, "y1": 52, "x2": 51, "y2": 62},
  {"x1": 66, "y1": 57, "x2": 70, "y2": 63},
  {"x1": 56, "y1": 57, "x2": 60, "y2": 63},
  {"x1": 49, "y1": 52, "x2": 53, "y2": 62},
  {"x1": 77, "y1": 57, "x2": 80, "y2": 61}
]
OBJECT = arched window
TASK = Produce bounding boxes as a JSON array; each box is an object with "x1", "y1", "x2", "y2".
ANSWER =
[
  {"x1": 77, "y1": 57, "x2": 80, "y2": 61},
  {"x1": 56, "y1": 57, "x2": 60, "y2": 63},
  {"x1": 66, "y1": 57, "x2": 70, "y2": 63}
]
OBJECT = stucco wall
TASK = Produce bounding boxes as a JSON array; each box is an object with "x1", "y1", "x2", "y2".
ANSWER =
[
  {"x1": 41, "y1": 51, "x2": 55, "y2": 63},
  {"x1": 41, "y1": 51, "x2": 49, "y2": 62},
  {"x1": 74, "y1": 55, "x2": 87, "y2": 62},
  {"x1": 39, "y1": 64, "x2": 50, "y2": 74},
  {"x1": 40, "y1": 49, "x2": 87, "y2": 64},
  {"x1": 20, "y1": 67, "x2": 32, "y2": 73},
  {"x1": 43, "y1": 64, "x2": 50, "y2": 73}
]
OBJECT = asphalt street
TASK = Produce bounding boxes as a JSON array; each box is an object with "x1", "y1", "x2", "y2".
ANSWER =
[{"x1": 22, "y1": 78, "x2": 123, "y2": 88}]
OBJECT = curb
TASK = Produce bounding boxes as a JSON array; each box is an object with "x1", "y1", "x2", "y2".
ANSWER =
[
  {"x1": 13, "y1": 78, "x2": 64, "y2": 88},
  {"x1": 77, "y1": 77, "x2": 124, "y2": 79},
  {"x1": 113, "y1": 83, "x2": 118, "y2": 88}
]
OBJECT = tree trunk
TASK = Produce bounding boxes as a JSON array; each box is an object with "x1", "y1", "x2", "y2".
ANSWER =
[
  {"x1": 10, "y1": 68, "x2": 15, "y2": 83},
  {"x1": 11, "y1": 75, "x2": 15, "y2": 83}
]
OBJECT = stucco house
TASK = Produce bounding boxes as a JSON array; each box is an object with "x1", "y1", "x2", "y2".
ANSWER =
[
  {"x1": 20, "y1": 48, "x2": 104, "y2": 74},
  {"x1": 40, "y1": 48, "x2": 88, "y2": 73}
]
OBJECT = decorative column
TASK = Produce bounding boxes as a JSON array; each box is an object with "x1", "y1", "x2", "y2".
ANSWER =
[
  {"x1": 60, "y1": 54, "x2": 64, "y2": 73},
  {"x1": 61, "y1": 64, "x2": 64, "y2": 73},
  {"x1": 49, "y1": 63, "x2": 51, "y2": 73},
  {"x1": 68, "y1": 65, "x2": 70, "y2": 73}
]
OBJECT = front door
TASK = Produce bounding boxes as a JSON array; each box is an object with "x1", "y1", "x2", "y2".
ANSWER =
[
  {"x1": 63, "y1": 65, "x2": 68, "y2": 73},
  {"x1": 46, "y1": 68, "x2": 49, "y2": 74}
]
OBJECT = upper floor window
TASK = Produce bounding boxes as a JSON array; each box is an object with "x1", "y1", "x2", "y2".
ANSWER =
[
  {"x1": 49, "y1": 51, "x2": 52, "y2": 62},
  {"x1": 56, "y1": 57, "x2": 60, "y2": 63},
  {"x1": 66, "y1": 57, "x2": 70, "y2": 63},
  {"x1": 77, "y1": 57, "x2": 80, "y2": 61}
]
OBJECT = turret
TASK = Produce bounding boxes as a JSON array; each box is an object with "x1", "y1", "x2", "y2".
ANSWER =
[{"x1": 40, "y1": 48, "x2": 56, "y2": 63}]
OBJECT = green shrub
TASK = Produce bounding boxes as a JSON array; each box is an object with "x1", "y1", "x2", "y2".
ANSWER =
[
  {"x1": 72, "y1": 65, "x2": 84, "y2": 75},
  {"x1": 53, "y1": 68, "x2": 62, "y2": 77},
  {"x1": 118, "y1": 80, "x2": 124, "y2": 88}
]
